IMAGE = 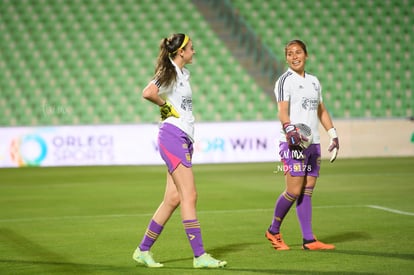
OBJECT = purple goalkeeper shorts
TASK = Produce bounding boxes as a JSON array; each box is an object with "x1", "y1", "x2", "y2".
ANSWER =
[
  {"x1": 158, "y1": 123, "x2": 193, "y2": 173},
  {"x1": 279, "y1": 142, "x2": 321, "y2": 177}
]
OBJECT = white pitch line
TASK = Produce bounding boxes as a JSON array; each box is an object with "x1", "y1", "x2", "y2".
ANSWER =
[
  {"x1": 366, "y1": 205, "x2": 414, "y2": 216},
  {"x1": 0, "y1": 213, "x2": 154, "y2": 223},
  {"x1": 0, "y1": 205, "x2": 412, "y2": 223}
]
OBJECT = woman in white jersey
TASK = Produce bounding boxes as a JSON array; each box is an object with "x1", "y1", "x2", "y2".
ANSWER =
[
  {"x1": 265, "y1": 40, "x2": 339, "y2": 250},
  {"x1": 132, "y1": 33, "x2": 226, "y2": 268}
]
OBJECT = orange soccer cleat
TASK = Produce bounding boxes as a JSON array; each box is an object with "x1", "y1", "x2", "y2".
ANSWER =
[
  {"x1": 302, "y1": 237, "x2": 335, "y2": 250},
  {"x1": 265, "y1": 231, "x2": 290, "y2": 250}
]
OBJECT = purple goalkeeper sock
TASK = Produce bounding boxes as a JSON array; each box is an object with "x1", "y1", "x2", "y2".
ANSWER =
[
  {"x1": 183, "y1": 219, "x2": 205, "y2": 257},
  {"x1": 296, "y1": 187, "x2": 314, "y2": 241},
  {"x1": 269, "y1": 191, "x2": 297, "y2": 234},
  {"x1": 139, "y1": 219, "x2": 164, "y2": 251}
]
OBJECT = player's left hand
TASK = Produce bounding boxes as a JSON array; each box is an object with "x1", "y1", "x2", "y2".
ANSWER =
[{"x1": 327, "y1": 128, "x2": 339, "y2": 163}]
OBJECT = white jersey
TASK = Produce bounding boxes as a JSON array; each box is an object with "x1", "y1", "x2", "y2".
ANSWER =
[
  {"x1": 274, "y1": 68, "x2": 323, "y2": 143},
  {"x1": 155, "y1": 59, "x2": 195, "y2": 141}
]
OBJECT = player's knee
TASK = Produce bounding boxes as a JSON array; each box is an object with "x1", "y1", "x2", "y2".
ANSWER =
[
  {"x1": 166, "y1": 193, "x2": 181, "y2": 208},
  {"x1": 286, "y1": 187, "x2": 302, "y2": 197}
]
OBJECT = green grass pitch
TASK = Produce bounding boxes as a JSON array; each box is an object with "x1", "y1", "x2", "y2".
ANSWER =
[{"x1": 0, "y1": 157, "x2": 413, "y2": 274}]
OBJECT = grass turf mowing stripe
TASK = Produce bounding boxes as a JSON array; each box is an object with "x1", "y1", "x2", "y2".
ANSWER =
[{"x1": 1, "y1": 204, "x2": 412, "y2": 223}]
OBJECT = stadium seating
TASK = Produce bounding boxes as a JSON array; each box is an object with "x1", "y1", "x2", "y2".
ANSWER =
[
  {"x1": 1, "y1": 0, "x2": 277, "y2": 126},
  {"x1": 0, "y1": 0, "x2": 412, "y2": 126},
  {"x1": 230, "y1": 0, "x2": 412, "y2": 119}
]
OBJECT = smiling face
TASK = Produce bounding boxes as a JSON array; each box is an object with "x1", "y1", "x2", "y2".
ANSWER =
[{"x1": 285, "y1": 42, "x2": 308, "y2": 76}]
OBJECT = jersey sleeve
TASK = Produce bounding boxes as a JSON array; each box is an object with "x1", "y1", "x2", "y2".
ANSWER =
[
  {"x1": 274, "y1": 76, "x2": 290, "y2": 102},
  {"x1": 151, "y1": 78, "x2": 169, "y2": 97},
  {"x1": 151, "y1": 78, "x2": 161, "y2": 88},
  {"x1": 317, "y1": 78, "x2": 323, "y2": 103}
]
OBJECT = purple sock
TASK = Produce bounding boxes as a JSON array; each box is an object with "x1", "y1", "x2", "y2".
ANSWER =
[
  {"x1": 296, "y1": 187, "x2": 314, "y2": 241},
  {"x1": 139, "y1": 219, "x2": 164, "y2": 251},
  {"x1": 183, "y1": 219, "x2": 205, "y2": 257},
  {"x1": 269, "y1": 191, "x2": 297, "y2": 234}
]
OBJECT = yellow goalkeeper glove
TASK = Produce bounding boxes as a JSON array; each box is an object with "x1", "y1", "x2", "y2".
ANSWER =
[{"x1": 160, "y1": 101, "x2": 180, "y2": 121}]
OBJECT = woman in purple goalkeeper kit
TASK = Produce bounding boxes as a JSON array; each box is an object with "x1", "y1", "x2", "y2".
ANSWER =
[
  {"x1": 266, "y1": 39, "x2": 339, "y2": 251},
  {"x1": 132, "y1": 33, "x2": 226, "y2": 269}
]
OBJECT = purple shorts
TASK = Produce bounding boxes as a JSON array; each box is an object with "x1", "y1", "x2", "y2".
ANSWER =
[
  {"x1": 279, "y1": 142, "x2": 321, "y2": 177},
  {"x1": 158, "y1": 123, "x2": 193, "y2": 173}
]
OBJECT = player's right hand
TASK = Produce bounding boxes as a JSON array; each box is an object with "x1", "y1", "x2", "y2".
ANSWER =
[
  {"x1": 283, "y1": 123, "x2": 302, "y2": 150},
  {"x1": 160, "y1": 101, "x2": 180, "y2": 121}
]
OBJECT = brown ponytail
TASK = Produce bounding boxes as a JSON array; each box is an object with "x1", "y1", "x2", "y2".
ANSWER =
[{"x1": 154, "y1": 33, "x2": 187, "y2": 87}]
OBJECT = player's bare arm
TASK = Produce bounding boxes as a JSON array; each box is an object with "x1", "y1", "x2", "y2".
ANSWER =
[
  {"x1": 318, "y1": 102, "x2": 339, "y2": 162},
  {"x1": 317, "y1": 102, "x2": 334, "y2": 131},
  {"x1": 142, "y1": 82, "x2": 164, "y2": 106},
  {"x1": 277, "y1": 101, "x2": 291, "y2": 125}
]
